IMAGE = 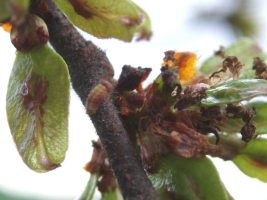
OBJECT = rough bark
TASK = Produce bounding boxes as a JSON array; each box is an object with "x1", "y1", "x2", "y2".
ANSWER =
[{"x1": 30, "y1": 0, "x2": 161, "y2": 199}]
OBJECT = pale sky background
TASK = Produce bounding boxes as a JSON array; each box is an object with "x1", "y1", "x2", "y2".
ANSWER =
[{"x1": 1, "y1": 0, "x2": 267, "y2": 199}]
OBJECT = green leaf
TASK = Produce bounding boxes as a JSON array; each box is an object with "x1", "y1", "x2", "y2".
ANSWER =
[
  {"x1": 149, "y1": 154, "x2": 232, "y2": 200},
  {"x1": 6, "y1": 45, "x2": 70, "y2": 172},
  {"x1": 233, "y1": 139, "x2": 267, "y2": 182},
  {"x1": 0, "y1": 0, "x2": 29, "y2": 22},
  {"x1": 78, "y1": 174, "x2": 99, "y2": 200},
  {"x1": 54, "y1": 0, "x2": 151, "y2": 41},
  {"x1": 200, "y1": 38, "x2": 267, "y2": 79},
  {"x1": 201, "y1": 79, "x2": 267, "y2": 106},
  {"x1": 78, "y1": 174, "x2": 122, "y2": 200},
  {"x1": 101, "y1": 189, "x2": 123, "y2": 200}
]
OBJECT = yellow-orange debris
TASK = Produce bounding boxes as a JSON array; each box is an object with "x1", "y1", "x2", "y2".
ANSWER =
[
  {"x1": 1, "y1": 23, "x2": 12, "y2": 32},
  {"x1": 162, "y1": 51, "x2": 197, "y2": 84}
]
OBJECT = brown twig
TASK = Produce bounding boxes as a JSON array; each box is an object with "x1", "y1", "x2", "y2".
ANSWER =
[{"x1": 30, "y1": 0, "x2": 160, "y2": 199}]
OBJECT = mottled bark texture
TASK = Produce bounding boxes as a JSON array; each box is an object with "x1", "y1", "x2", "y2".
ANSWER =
[{"x1": 30, "y1": 0, "x2": 161, "y2": 199}]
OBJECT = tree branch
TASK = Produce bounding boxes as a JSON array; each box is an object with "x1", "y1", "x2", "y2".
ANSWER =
[{"x1": 30, "y1": 1, "x2": 160, "y2": 199}]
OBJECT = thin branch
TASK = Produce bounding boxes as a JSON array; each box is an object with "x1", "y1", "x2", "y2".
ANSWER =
[{"x1": 30, "y1": 0, "x2": 161, "y2": 199}]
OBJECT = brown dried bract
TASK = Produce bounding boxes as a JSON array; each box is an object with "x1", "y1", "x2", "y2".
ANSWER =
[
  {"x1": 151, "y1": 120, "x2": 223, "y2": 158},
  {"x1": 84, "y1": 141, "x2": 117, "y2": 193},
  {"x1": 162, "y1": 51, "x2": 176, "y2": 66},
  {"x1": 241, "y1": 122, "x2": 256, "y2": 142},
  {"x1": 160, "y1": 67, "x2": 181, "y2": 96},
  {"x1": 198, "y1": 106, "x2": 227, "y2": 144},
  {"x1": 210, "y1": 56, "x2": 243, "y2": 80},
  {"x1": 84, "y1": 141, "x2": 106, "y2": 174},
  {"x1": 226, "y1": 104, "x2": 256, "y2": 123},
  {"x1": 137, "y1": 117, "x2": 169, "y2": 172},
  {"x1": 252, "y1": 57, "x2": 267, "y2": 79},
  {"x1": 116, "y1": 65, "x2": 151, "y2": 92},
  {"x1": 214, "y1": 46, "x2": 226, "y2": 58},
  {"x1": 142, "y1": 117, "x2": 223, "y2": 158},
  {"x1": 126, "y1": 92, "x2": 146, "y2": 107},
  {"x1": 226, "y1": 104, "x2": 256, "y2": 142},
  {"x1": 223, "y1": 56, "x2": 243, "y2": 78},
  {"x1": 175, "y1": 83, "x2": 209, "y2": 110},
  {"x1": 116, "y1": 92, "x2": 146, "y2": 116}
]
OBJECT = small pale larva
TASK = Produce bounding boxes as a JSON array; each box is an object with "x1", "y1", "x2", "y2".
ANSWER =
[{"x1": 86, "y1": 80, "x2": 113, "y2": 114}]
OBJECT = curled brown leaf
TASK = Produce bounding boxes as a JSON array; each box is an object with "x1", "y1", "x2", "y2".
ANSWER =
[{"x1": 152, "y1": 122, "x2": 223, "y2": 158}]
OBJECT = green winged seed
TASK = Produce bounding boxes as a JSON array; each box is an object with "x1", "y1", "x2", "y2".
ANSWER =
[
  {"x1": 0, "y1": 0, "x2": 12, "y2": 22},
  {"x1": 233, "y1": 139, "x2": 267, "y2": 182},
  {"x1": 54, "y1": 0, "x2": 151, "y2": 41},
  {"x1": 201, "y1": 79, "x2": 267, "y2": 106},
  {"x1": 6, "y1": 45, "x2": 70, "y2": 172},
  {"x1": 149, "y1": 155, "x2": 232, "y2": 200}
]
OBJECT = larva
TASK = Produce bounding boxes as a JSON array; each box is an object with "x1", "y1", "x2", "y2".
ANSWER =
[{"x1": 86, "y1": 80, "x2": 113, "y2": 114}]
